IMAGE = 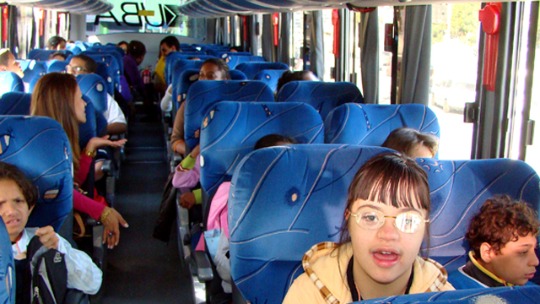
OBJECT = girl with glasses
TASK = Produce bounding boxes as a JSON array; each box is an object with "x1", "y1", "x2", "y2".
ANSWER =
[{"x1": 283, "y1": 153, "x2": 454, "y2": 303}]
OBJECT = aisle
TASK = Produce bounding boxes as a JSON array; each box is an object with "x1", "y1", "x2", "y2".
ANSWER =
[{"x1": 99, "y1": 117, "x2": 196, "y2": 304}]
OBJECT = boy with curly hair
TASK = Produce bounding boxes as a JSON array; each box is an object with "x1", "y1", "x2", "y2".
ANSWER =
[{"x1": 449, "y1": 195, "x2": 540, "y2": 288}]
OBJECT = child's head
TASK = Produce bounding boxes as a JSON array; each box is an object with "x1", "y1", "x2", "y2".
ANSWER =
[
  {"x1": 254, "y1": 134, "x2": 297, "y2": 150},
  {"x1": 466, "y1": 195, "x2": 539, "y2": 285},
  {"x1": 0, "y1": 162, "x2": 37, "y2": 242},
  {"x1": 199, "y1": 58, "x2": 231, "y2": 80},
  {"x1": 276, "y1": 70, "x2": 318, "y2": 93},
  {"x1": 382, "y1": 127, "x2": 439, "y2": 158},
  {"x1": 342, "y1": 153, "x2": 430, "y2": 286}
]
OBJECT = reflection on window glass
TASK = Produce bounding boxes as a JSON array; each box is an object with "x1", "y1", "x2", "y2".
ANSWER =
[{"x1": 429, "y1": 3, "x2": 479, "y2": 160}]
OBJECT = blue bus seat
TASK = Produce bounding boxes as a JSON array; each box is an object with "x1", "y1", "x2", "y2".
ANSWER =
[
  {"x1": 172, "y1": 69, "x2": 199, "y2": 116},
  {"x1": 0, "y1": 218, "x2": 14, "y2": 303},
  {"x1": 421, "y1": 158, "x2": 540, "y2": 273},
  {"x1": 169, "y1": 59, "x2": 205, "y2": 87},
  {"x1": 0, "y1": 116, "x2": 72, "y2": 231},
  {"x1": 277, "y1": 81, "x2": 364, "y2": 120},
  {"x1": 0, "y1": 92, "x2": 31, "y2": 115},
  {"x1": 166, "y1": 54, "x2": 214, "y2": 85},
  {"x1": 28, "y1": 49, "x2": 72, "y2": 61},
  {"x1": 228, "y1": 144, "x2": 391, "y2": 303},
  {"x1": 226, "y1": 55, "x2": 266, "y2": 69},
  {"x1": 76, "y1": 73, "x2": 108, "y2": 113},
  {"x1": 358, "y1": 285, "x2": 540, "y2": 303},
  {"x1": 229, "y1": 69, "x2": 247, "y2": 80},
  {"x1": 46, "y1": 60, "x2": 69, "y2": 73},
  {"x1": 200, "y1": 101, "x2": 325, "y2": 194},
  {"x1": 22, "y1": 61, "x2": 47, "y2": 92},
  {"x1": 235, "y1": 62, "x2": 289, "y2": 79},
  {"x1": 84, "y1": 53, "x2": 120, "y2": 94},
  {"x1": 253, "y1": 69, "x2": 288, "y2": 92},
  {"x1": 325, "y1": 103, "x2": 440, "y2": 145},
  {"x1": 184, "y1": 80, "x2": 274, "y2": 152},
  {"x1": 94, "y1": 61, "x2": 115, "y2": 96},
  {"x1": 0, "y1": 72, "x2": 24, "y2": 97}
]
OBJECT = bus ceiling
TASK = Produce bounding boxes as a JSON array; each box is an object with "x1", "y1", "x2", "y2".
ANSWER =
[
  {"x1": 5, "y1": 0, "x2": 113, "y2": 15},
  {"x1": 177, "y1": 0, "x2": 511, "y2": 17}
]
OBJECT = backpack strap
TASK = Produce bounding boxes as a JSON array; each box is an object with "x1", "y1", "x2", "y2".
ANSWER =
[{"x1": 27, "y1": 236, "x2": 68, "y2": 304}]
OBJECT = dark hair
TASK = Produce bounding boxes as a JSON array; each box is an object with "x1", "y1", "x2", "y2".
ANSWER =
[
  {"x1": 49, "y1": 51, "x2": 67, "y2": 61},
  {"x1": 382, "y1": 128, "x2": 439, "y2": 158},
  {"x1": 254, "y1": 134, "x2": 297, "y2": 150},
  {"x1": 0, "y1": 162, "x2": 37, "y2": 209},
  {"x1": 160, "y1": 36, "x2": 180, "y2": 51},
  {"x1": 276, "y1": 70, "x2": 317, "y2": 93},
  {"x1": 117, "y1": 41, "x2": 128, "y2": 47},
  {"x1": 71, "y1": 54, "x2": 97, "y2": 73},
  {"x1": 127, "y1": 40, "x2": 146, "y2": 58},
  {"x1": 48, "y1": 36, "x2": 66, "y2": 49},
  {"x1": 201, "y1": 58, "x2": 231, "y2": 80},
  {"x1": 466, "y1": 195, "x2": 540, "y2": 257},
  {"x1": 339, "y1": 153, "x2": 430, "y2": 244}
]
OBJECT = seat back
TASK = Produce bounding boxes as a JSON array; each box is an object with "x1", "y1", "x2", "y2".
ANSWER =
[
  {"x1": 28, "y1": 49, "x2": 71, "y2": 61},
  {"x1": 169, "y1": 59, "x2": 205, "y2": 87},
  {"x1": 22, "y1": 60, "x2": 47, "y2": 92},
  {"x1": 235, "y1": 62, "x2": 289, "y2": 79},
  {"x1": 76, "y1": 73, "x2": 108, "y2": 113},
  {"x1": 0, "y1": 72, "x2": 24, "y2": 97},
  {"x1": 253, "y1": 69, "x2": 288, "y2": 92},
  {"x1": 46, "y1": 60, "x2": 69, "y2": 73},
  {"x1": 229, "y1": 144, "x2": 391, "y2": 303},
  {"x1": 172, "y1": 69, "x2": 199, "y2": 115},
  {"x1": 166, "y1": 54, "x2": 212, "y2": 84},
  {"x1": 421, "y1": 158, "x2": 540, "y2": 272},
  {"x1": 200, "y1": 101, "x2": 324, "y2": 194},
  {"x1": 0, "y1": 218, "x2": 14, "y2": 304},
  {"x1": 277, "y1": 81, "x2": 364, "y2": 120},
  {"x1": 358, "y1": 285, "x2": 540, "y2": 303},
  {"x1": 226, "y1": 54, "x2": 266, "y2": 69},
  {"x1": 325, "y1": 103, "x2": 440, "y2": 145},
  {"x1": 0, "y1": 92, "x2": 31, "y2": 115},
  {"x1": 229, "y1": 69, "x2": 247, "y2": 80},
  {"x1": 0, "y1": 116, "x2": 73, "y2": 231},
  {"x1": 184, "y1": 80, "x2": 274, "y2": 152}
]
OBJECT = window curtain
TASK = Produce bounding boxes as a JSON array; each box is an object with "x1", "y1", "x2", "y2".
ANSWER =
[
  {"x1": 359, "y1": 9, "x2": 379, "y2": 104},
  {"x1": 308, "y1": 11, "x2": 324, "y2": 79},
  {"x1": 400, "y1": 5, "x2": 432, "y2": 105},
  {"x1": 278, "y1": 12, "x2": 291, "y2": 65}
]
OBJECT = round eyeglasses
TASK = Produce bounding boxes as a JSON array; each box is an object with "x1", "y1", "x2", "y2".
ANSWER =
[{"x1": 348, "y1": 208, "x2": 429, "y2": 234}]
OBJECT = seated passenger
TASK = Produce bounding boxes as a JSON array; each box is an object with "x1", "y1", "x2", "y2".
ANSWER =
[
  {"x1": 283, "y1": 153, "x2": 454, "y2": 303},
  {"x1": 31, "y1": 73, "x2": 128, "y2": 249},
  {"x1": 276, "y1": 70, "x2": 319, "y2": 94},
  {"x1": 67, "y1": 54, "x2": 128, "y2": 135},
  {"x1": 382, "y1": 127, "x2": 439, "y2": 158},
  {"x1": 170, "y1": 58, "x2": 231, "y2": 157},
  {"x1": 448, "y1": 195, "x2": 539, "y2": 288},
  {"x1": 47, "y1": 36, "x2": 67, "y2": 50},
  {"x1": 0, "y1": 48, "x2": 24, "y2": 78},
  {"x1": 174, "y1": 134, "x2": 296, "y2": 302},
  {"x1": 155, "y1": 36, "x2": 180, "y2": 95},
  {"x1": 0, "y1": 162, "x2": 102, "y2": 302}
]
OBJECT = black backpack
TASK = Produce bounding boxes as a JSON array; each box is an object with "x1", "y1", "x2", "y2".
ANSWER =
[{"x1": 26, "y1": 236, "x2": 88, "y2": 304}]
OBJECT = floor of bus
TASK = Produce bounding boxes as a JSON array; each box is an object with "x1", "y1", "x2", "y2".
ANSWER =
[{"x1": 94, "y1": 107, "x2": 203, "y2": 304}]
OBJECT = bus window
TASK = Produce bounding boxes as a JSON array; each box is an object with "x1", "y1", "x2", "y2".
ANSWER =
[
  {"x1": 518, "y1": 3, "x2": 540, "y2": 172},
  {"x1": 429, "y1": 3, "x2": 480, "y2": 160},
  {"x1": 322, "y1": 9, "x2": 335, "y2": 81}
]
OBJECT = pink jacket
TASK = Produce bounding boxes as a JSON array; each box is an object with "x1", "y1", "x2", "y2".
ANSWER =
[{"x1": 172, "y1": 156, "x2": 200, "y2": 189}]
